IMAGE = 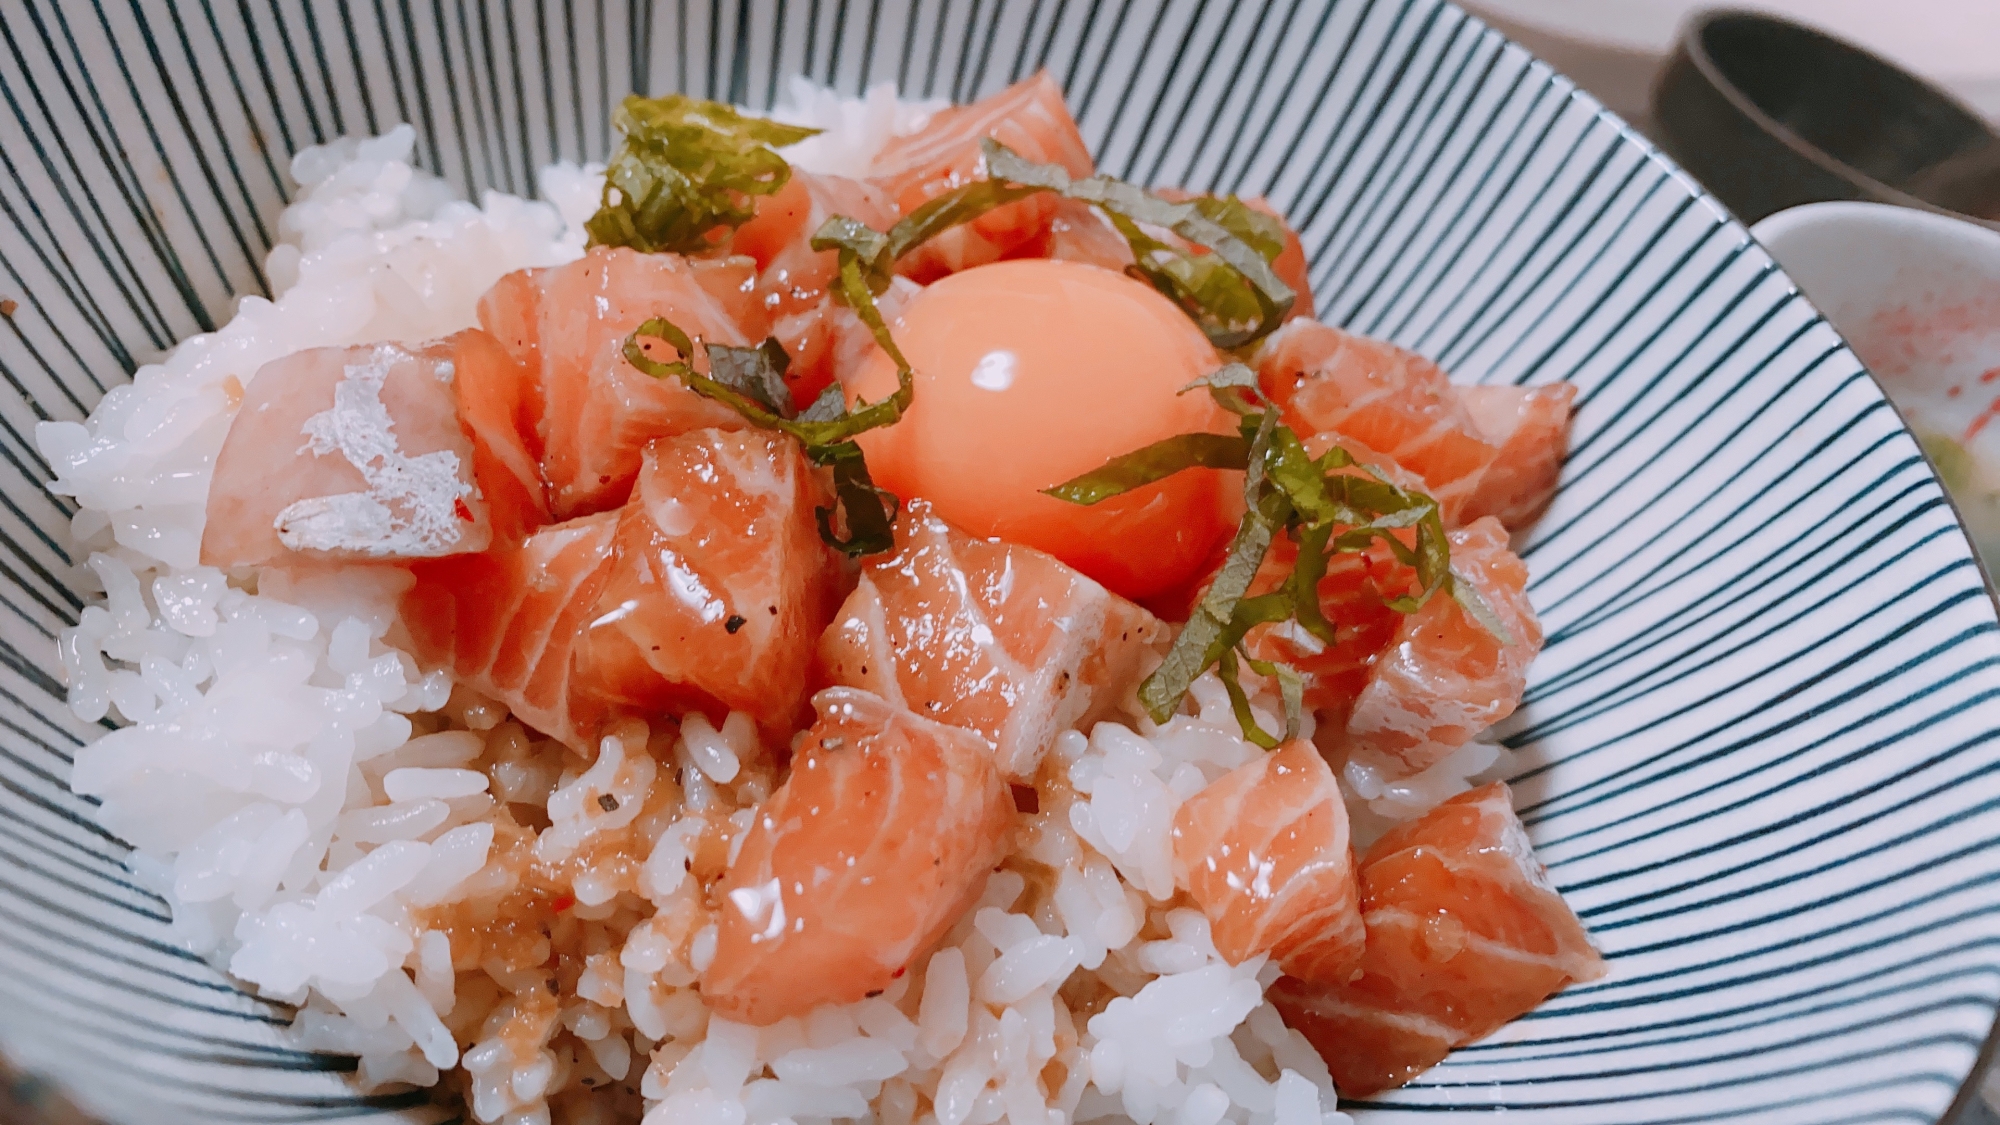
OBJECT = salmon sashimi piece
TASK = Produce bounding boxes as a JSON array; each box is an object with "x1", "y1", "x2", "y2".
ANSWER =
[
  {"x1": 476, "y1": 246, "x2": 762, "y2": 520},
  {"x1": 1455, "y1": 383, "x2": 1577, "y2": 530},
  {"x1": 728, "y1": 170, "x2": 820, "y2": 277},
  {"x1": 1045, "y1": 197, "x2": 1132, "y2": 268},
  {"x1": 734, "y1": 172, "x2": 901, "y2": 410},
  {"x1": 701, "y1": 688, "x2": 1013, "y2": 1025},
  {"x1": 1170, "y1": 740, "x2": 1364, "y2": 986},
  {"x1": 448, "y1": 328, "x2": 552, "y2": 544},
  {"x1": 1258, "y1": 320, "x2": 1498, "y2": 523},
  {"x1": 402, "y1": 512, "x2": 619, "y2": 753},
  {"x1": 826, "y1": 276, "x2": 924, "y2": 389},
  {"x1": 203, "y1": 339, "x2": 494, "y2": 568},
  {"x1": 1240, "y1": 533, "x2": 1411, "y2": 730},
  {"x1": 763, "y1": 278, "x2": 929, "y2": 417},
  {"x1": 735, "y1": 170, "x2": 899, "y2": 308},
  {"x1": 869, "y1": 72, "x2": 1093, "y2": 282},
  {"x1": 573, "y1": 428, "x2": 840, "y2": 738},
  {"x1": 1342, "y1": 517, "x2": 1541, "y2": 784},
  {"x1": 1270, "y1": 782, "x2": 1605, "y2": 1096},
  {"x1": 818, "y1": 498, "x2": 1168, "y2": 783}
]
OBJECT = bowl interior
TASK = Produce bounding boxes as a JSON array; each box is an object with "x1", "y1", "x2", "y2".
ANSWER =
[{"x1": 4, "y1": 3, "x2": 2000, "y2": 1125}]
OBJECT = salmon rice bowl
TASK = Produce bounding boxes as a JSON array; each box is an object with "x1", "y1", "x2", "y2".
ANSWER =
[{"x1": 43, "y1": 73, "x2": 1603, "y2": 1125}]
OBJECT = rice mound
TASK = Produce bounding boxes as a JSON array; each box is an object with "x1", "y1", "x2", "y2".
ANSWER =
[{"x1": 39, "y1": 79, "x2": 1497, "y2": 1125}]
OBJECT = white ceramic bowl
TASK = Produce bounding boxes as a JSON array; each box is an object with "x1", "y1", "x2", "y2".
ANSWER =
[{"x1": 1754, "y1": 202, "x2": 2000, "y2": 565}]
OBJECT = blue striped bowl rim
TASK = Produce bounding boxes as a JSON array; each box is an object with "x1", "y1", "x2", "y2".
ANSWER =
[{"x1": 2, "y1": 2, "x2": 1999, "y2": 1123}]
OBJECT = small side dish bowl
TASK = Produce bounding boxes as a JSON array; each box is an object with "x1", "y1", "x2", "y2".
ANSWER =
[{"x1": 1754, "y1": 201, "x2": 2000, "y2": 566}]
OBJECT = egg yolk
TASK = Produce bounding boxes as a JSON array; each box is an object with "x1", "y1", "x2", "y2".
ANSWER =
[{"x1": 849, "y1": 258, "x2": 1235, "y2": 603}]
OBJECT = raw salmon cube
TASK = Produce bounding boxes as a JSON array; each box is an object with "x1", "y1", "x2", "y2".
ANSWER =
[
  {"x1": 203, "y1": 337, "x2": 498, "y2": 568},
  {"x1": 1343, "y1": 517, "x2": 1542, "y2": 784},
  {"x1": 1171, "y1": 740, "x2": 1364, "y2": 985},
  {"x1": 477, "y1": 246, "x2": 765, "y2": 520},
  {"x1": 734, "y1": 170, "x2": 899, "y2": 309},
  {"x1": 449, "y1": 328, "x2": 551, "y2": 543},
  {"x1": 733, "y1": 170, "x2": 900, "y2": 410},
  {"x1": 754, "y1": 276, "x2": 929, "y2": 422},
  {"x1": 1258, "y1": 320, "x2": 1497, "y2": 524},
  {"x1": 1235, "y1": 511, "x2": 1539, "y2": 777},
  {"x1": 1271, "y1": 781, "x2": 1604, "y2": 1097},
  {"x1": 701, "y1": 688, "x2": 1013, "y2": 1025},
  {"x1": 818, "y1": 498, "x2": 1168, "y2": 782},
  {"x1": 1044, "y1": 197, "x2": 1132, "y2": 269},
  {"x1": 572, "y1": 428, "x2": 841, "y2": 739},
  {"x1": 870, "y1": 72, "x2": 1093, "y2": 281},
  {"x1": 402, "y1": 511, "x2": 619, "y2": 754},
  {"x1": 1456, "y1": 383, "x2": 1577, "y2": 529},
  {"x1": 1240, "y1": 533, "x2": 1411, "y2": 730}
]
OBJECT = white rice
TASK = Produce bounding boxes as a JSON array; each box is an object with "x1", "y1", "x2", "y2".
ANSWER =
[{"x1": 38, "y1": 81, "x2": 1497, "y2": 1125}]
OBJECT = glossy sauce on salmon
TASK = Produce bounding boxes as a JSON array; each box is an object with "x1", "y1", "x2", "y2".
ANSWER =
[
  {"x1": 575, "y1": 428, "x2": 840, "y2": 739},
  {"x1": 1171, "y1": 740, "x2": 1364, "y2": 986},
  {"x1": 1270, "y1": 782, "x2": 1604, "y2": 1097},
  {"x1": 478, "y1": 246, "x2": 762, "y2": 519},
  {"x1": 700, "y1": 688, "x2": 1013, "y2": 1025},
  {"x1": 818, "y1": 498, "x2": 1167, "y2": 782}
]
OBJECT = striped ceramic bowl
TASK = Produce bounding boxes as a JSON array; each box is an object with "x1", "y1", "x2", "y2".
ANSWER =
[{"x1": 3, "y1": 2, "x2": 1999, "y2": 1123}]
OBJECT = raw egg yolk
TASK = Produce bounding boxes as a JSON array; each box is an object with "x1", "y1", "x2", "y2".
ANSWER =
[{"x1": 849, "y1": 258, "x2": 1235, "y2": 603}]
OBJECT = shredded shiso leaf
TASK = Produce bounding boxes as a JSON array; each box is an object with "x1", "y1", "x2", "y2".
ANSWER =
[
  {"x1": 1040, "y1": 434, "x2": 1251, "y2": 506},
  {"x1": 1047, "y1": 373, "x2": 1506, "y2": 743},
  {"x1": 586, "y1": 94, "x2": 822, "y2": 254},
  {"x1": 827, "y1": 139, "x2": 1296, "y2": 349}
]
